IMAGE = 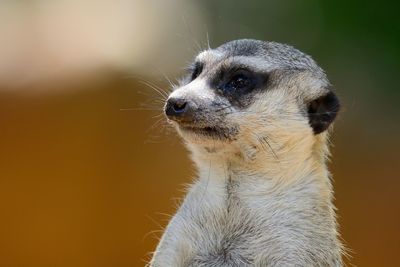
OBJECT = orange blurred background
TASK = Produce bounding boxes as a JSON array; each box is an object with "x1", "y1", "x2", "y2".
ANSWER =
[{"x1": 0, "y1": 1, "x2": 399, "y2": 266}]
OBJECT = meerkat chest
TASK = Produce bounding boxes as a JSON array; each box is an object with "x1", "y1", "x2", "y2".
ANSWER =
[
  {"x1": 152, "y1": 174, "x2": 339, "y2": 267},
  {"x1": 174, "y1": 177, "x2": 278, "y2": 266}
]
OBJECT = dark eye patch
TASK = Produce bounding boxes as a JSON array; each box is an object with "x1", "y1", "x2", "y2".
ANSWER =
[
  {"x1": 189, "y1": 61, "x2": 204, "y2": 81},
  {"x1": 222, "y1": 70, "x2": 256, "y2": 94},
  {"x1": 211, "y1": 65, "x2": 270, "y2": 108}
]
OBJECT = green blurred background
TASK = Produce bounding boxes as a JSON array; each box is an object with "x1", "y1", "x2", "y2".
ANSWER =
[{"x1": 0, "y1": 0, "x2": 399, "y2": 266}]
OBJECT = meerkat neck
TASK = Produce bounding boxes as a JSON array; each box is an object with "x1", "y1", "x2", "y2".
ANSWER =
[
  {"x1": 189, "y1": 133, "x2": 331, "y2": 192},
  {"x1": 194, "y1": 155, "x2": 331, "y2": 196}
]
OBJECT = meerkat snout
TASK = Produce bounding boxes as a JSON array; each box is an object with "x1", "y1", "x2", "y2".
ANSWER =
[{"x1": 165, "y1": 96, "x2": 192, "y2": 122}]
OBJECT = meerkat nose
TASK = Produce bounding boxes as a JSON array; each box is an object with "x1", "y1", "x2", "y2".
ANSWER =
[{"x1": 165, "y1": 97, "x2": 195, "y2": 122}]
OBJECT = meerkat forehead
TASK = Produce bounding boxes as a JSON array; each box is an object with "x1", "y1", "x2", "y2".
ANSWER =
[{"x1": 196, "y1": 39, "x2": 323, "y2": 74}]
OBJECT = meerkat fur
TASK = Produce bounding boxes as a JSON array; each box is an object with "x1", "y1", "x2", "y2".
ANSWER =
[{"x1": 149, "y1": 39, "x2": 343, "y2": 267}]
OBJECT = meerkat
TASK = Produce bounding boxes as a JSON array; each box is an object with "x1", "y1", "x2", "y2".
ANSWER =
[{"x1": 149, "y1": 39, "x2": 343, "y2": 267}]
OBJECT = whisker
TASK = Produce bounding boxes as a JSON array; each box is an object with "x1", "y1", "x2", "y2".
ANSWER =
[
  {"x1": 152, "y1": 113, "x2": 165, "y2": 119},
  {"x1": 139, "y1": 80, "x2": 169, "y2": 100},
  {"x1": 206, "y1": 30, "x2": 211, "y2": 50},
  {"x1": 120, "y1": 107, "x2": 162, "y2": 111},
  {"x1": 155, "y1": 67, "x2": 177, "y2": 90},
  {"x1": 147, "y1": 117, "x2": 168, "y2": 133}
]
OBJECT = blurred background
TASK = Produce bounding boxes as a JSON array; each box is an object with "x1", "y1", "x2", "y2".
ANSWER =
[{"x1": 0, "y1": 0, "x2": 399, "y2": 266}]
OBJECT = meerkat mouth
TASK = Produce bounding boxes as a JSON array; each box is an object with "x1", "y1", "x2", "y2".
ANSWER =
[{"x1": 179, "y1": 125, "x2": 238, "y2": 140}]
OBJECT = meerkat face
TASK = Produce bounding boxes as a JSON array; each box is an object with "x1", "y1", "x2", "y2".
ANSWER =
[{"x1": 165, "y1": 39, "x2": 339, "y2": 155}]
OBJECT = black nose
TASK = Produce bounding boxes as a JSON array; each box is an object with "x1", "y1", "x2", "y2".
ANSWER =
[{"x1": 165, "y1": 97, "x2": 194, "y2": 122}]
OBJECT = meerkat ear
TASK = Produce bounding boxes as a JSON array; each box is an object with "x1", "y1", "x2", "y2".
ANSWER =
[{"x1": 307, "y1": 91, "x2": 340, "y2": 134}]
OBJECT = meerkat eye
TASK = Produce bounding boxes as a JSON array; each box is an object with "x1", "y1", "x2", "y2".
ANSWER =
[
  {"x1": 225, "y1": 74, "x2": 252, "y2": 91},
  {"x1": 190, "y1": 62, "x2": 203, "y2": 81}
]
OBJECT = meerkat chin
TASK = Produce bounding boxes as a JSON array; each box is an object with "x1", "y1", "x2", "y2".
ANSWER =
[{"x1": 150, "y1": 39, "x2": 343, "y2": 267}]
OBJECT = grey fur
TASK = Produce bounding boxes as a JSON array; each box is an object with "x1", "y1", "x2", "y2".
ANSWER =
[{"x1": 150, "y1": 39, "x2": 343, "y2": 267}]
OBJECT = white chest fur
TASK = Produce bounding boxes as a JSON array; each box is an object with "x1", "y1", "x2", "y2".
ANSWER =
[{"x1": 150, "y1": 162, "x2": 342, "y2": 267}]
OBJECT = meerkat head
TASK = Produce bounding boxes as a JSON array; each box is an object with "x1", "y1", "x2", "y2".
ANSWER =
[{"x1": 164, "y1": 39, "x2": 339, "y2": 163}]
